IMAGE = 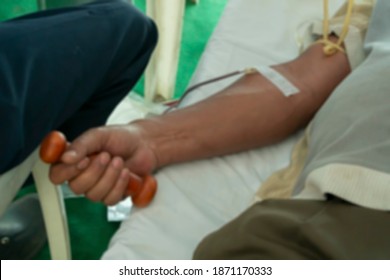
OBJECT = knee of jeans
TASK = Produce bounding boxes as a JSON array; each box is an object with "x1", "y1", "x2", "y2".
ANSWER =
[
  {"x1": 131, "y1": 10, "x2": 158, "y2": 51},
  {"x1": 113, "y1": 3, "x2": 158, "y2": 51},
  {"x1": 145, "y1": 18, "x2": 158, "y2": 50}
]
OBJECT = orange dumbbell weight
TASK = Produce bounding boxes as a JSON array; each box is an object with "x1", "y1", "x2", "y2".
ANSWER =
[{"x1": 39, "y1": 131, "x2": 157, "y2": 207}]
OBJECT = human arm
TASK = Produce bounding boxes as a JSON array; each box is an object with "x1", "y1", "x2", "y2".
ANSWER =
[
  {"x1": 141, "y1": 43, "x2": 350, "y2": 167},
  {"x1": 49, "y1": 38, "x2": 350, "y2": 205}
]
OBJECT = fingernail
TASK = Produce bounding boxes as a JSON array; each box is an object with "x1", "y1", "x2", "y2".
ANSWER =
[
  {"x1": 99, "y1": 153, "x2": 110, "y2": 165},
  {"x1": 77, "y1": 158, "x2": 90, "y2": 170},
  {"x1": 63, "y1": 150, "x2": 78, "y2": 159},
  {"x1": 111, "y1": 157, "x2": 123, "y2": 169},
  {"x1": 120, "y1": 169, "x2": 130, "y2": 181}
]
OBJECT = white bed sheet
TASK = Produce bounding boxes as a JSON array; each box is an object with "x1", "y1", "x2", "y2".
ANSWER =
[{"x1": 101, "y1": 0, "x2": 344, "y2": 260}]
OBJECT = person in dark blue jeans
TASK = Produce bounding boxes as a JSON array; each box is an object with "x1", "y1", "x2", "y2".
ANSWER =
[{"x1": 0, "y1": 0, "x2": 157, "y2": 259}]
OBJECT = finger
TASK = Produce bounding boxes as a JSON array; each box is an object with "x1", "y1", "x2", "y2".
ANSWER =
[
  {"x1": 49, "y1": 157, "x2": 90, "y2": 185},
  {"x1": 68, "y1": 152, "x2": 111, "y2": 195},
  {"x1": 85, "y1": 156, "x2": 124, "y2": 202},
  {"x1": 103, "y1": 168, "x2": 131, "y2": 206},
  {"x1": 61, "y1": 128, "x2": 109, "y2": 164}
]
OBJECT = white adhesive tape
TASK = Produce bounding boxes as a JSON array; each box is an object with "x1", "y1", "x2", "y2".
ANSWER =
[{"x1": 255, "y1": 66, "x2": 300, "y2": 97}]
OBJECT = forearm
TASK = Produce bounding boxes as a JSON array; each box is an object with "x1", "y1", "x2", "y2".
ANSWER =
[{"x1": 133, "y1": 41, "x2": 350, "y2": 169}]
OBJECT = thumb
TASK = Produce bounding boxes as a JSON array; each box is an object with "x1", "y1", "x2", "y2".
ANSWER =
[{"x1": 61, "y1": 128, "x2": 108, "y2": 164}]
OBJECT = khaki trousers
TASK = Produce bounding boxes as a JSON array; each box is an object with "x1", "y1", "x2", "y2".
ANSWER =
[{"x1": 193, "y1": 198, "x2": 390, "y2": 260}]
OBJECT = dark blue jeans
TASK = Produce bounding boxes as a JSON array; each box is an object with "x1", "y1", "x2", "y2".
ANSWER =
[{"x1": 0, "y1": 0, "x2": 157, "y2": 174}]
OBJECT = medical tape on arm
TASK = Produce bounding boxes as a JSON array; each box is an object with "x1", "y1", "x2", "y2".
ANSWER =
[
  {"x1": 252, "y1": 66, "x2": 300, "y2": 97},
  {"x1": 165, "y1": 66, "x2": 301, "y2": 113}
]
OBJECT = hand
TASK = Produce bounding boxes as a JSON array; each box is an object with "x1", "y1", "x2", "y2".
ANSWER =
[{"x1": 49, "y1": 124, "x2": 158, "y2": 205}]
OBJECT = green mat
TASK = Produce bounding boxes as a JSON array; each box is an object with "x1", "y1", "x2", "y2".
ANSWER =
[{"x1": 1, "y1": 0, "x2": 227, "y2": 259}]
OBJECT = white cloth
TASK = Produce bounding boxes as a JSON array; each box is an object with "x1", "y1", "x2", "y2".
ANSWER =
[{"x1": 293, "y1": 0, "x2": 390, "y2": 210}]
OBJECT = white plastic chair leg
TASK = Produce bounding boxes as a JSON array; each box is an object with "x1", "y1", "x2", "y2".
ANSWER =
[
  {"x1": 145, "y1": 0, "x2": 185, "y2": 102},
  {"x1": 0, "y1": 155, "x2": 36, "y2": 216},
  {"x1": 32, "y1": 160, "x2": 71, "y2": 260},
  {"x1": 37, "y1": 0, "x2": 47, "y2": 10}
]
